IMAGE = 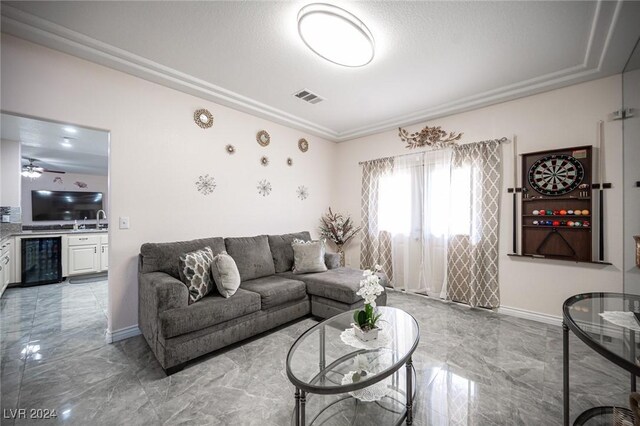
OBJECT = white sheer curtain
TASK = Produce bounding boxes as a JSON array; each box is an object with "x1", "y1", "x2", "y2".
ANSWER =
[
  {"x1": 421, "y1": 149, "x2": 453, "y2": 298},
  {"x1": 378, "y1": 150, "x2": 452, "y2": 297}
]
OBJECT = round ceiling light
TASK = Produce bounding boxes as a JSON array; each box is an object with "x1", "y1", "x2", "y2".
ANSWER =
[{"x1": 297, "y1": 4, "x2": 374, "y2": 67}]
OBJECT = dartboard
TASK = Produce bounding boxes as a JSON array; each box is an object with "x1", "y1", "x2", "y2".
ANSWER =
[{"x1": 528, "y1": 154, "x2": 584, "y2": 196}]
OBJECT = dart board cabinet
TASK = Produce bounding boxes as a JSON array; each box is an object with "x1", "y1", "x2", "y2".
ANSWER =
[{"x1": 521, "y1": 146, "x2": 592, "y2": 262}]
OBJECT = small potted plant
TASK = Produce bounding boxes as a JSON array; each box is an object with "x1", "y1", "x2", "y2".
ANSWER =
[{"x1": 352, "y1": 265, "x2": 385, "y2": 341}]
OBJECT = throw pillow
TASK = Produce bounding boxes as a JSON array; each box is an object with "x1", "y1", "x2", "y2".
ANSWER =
[
  {"x1": 210, "y1": 251, "x2": 241, "y2": 298},
  {"x1": 292, "y1": 239, "x2": 328, "y2": 274},
  {"x1": 178, "y1": 246, "x2": 215, "y2": 304}
]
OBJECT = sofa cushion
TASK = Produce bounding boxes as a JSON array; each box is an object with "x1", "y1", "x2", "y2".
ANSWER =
[
  {"x1": 240, "y1": 276, "x2": 307, "y2": 310},
  {"x1": 158, "y1": 288, "x2": 261, "y2": 338},
  {"x1": 178, "y1": 247, "x2": 216, "y2": 304},
  {"x1": 140, "y1": 237, "x2": 225, "y2": 278},
  {"x1": 278, "y1": 268, "x2": 388, "y2": 305},
  {"x1": 211, "y1": 251, "x2": 241, "y2": 298},
  {"x1": 225, "y1": 235, "x2": 276, "y2": 281},
  {"x1": 267, "y1": 232, "x2": 311, "y2": 273},
  {"x1": 292, "y1": 239, "x2": 327, "y2": 274}
]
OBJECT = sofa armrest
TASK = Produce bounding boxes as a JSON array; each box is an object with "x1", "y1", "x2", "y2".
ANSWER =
[
  {"x1": 324, "y1": 252, "x2": 341, "y2": 270},
  {"x1": 140, "y1": 272, "x2": 189, "y2": 312}
]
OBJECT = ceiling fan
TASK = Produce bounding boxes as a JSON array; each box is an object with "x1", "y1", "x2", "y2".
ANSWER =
[{"x1": 21, "y1": 158, "x2": 66, "y2": 178}]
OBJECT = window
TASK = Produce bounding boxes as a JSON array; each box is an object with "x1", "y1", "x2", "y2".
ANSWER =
[
  {"x1": 378, "y1": 163, "x2": 471, "y2": 237},
  {"x1": 378, "y1": 171, "x2": 411, "y2": 235}
]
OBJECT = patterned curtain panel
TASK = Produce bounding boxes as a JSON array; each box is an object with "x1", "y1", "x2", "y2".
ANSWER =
[
  {"x1": 360, "y1": 157, "x2": 394, "y2": 284},
  {"x1": 447, "y1": 140, "x2": 502, "y2": 308}
]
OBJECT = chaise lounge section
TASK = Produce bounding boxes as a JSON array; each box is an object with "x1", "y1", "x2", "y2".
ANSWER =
[{"x1": 138, "y1": 232, "x2": 387, "y2": 374}]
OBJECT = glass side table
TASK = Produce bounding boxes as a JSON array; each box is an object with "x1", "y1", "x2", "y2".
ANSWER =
[{"x1": 563, "y1": 292, "x2": 640, "y2": 425}]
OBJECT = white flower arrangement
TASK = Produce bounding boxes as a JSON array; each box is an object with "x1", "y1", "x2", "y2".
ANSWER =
[{"x1": 353, "y1": 265, "x2": 385, "y2": 335}]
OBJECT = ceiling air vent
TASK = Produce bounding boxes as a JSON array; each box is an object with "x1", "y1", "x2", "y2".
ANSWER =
[{"x1": 294, "y1": 88, "x2": 324, "y2": 104}]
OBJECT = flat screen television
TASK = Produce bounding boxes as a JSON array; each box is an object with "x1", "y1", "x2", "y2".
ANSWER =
[{"x1": 31, "y1": 190, "x2": 104, "y2": 221}]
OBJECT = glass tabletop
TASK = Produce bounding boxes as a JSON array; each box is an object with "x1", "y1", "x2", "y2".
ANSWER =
[
  {"x1": 286, "y1": 306, "x2": 419, "y2": 394},
  {"x1": 563, "y1": 292, "x2": 640, "y2": 375}
]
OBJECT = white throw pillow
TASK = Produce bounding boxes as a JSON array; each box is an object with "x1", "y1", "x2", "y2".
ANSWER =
[
  {"x1": 210, "y1": 251, "x2": 241, "y2": 298},
  {"x1": 292, "y1": 239, "x2": 328, "y2": 274}
]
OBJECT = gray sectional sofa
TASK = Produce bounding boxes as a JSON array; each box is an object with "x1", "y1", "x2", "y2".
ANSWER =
[{"x1": 138, "y1": 231, "x2": 387, "y2": 374}]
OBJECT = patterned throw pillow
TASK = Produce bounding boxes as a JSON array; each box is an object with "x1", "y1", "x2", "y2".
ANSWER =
[
  {"x1": 178, "y1": 247, "x2": 215, "y2": 304},
  {"x1": 292, "y1": 239, "x2": 328, "y2": 274}
]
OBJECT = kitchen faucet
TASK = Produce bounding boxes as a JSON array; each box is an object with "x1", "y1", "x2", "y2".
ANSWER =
[{"x1": 96, "y1": 210, "x2": 107, "y2": 230}]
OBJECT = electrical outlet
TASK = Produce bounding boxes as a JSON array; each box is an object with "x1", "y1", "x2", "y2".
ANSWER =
[{"x1": 119, "y1": 216, "x2": 130, "y2": 229}]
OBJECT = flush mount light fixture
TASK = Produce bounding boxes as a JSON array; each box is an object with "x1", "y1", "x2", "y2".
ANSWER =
[{"x1": 297, "y1": 3, "x2": 374, "y2": 67}]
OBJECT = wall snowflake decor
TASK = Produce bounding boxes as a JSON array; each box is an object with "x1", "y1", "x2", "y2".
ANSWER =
[
  {"x1": 225, "y1": 144, "x2": 236, "y2": 154},
  {"x1": 297, "y1": 185, "x2": 308, "y2": 200},
  {"x1": 257, "y1": 179, "x2": 272, "y2": 197},
  {"x1": 287, "y1": 158, "x2": 293, "y2": 166},
  {"x1": 194, "y1": 109, "x2": 214, "y2": 129},
  {"x1": 196, "y1": 174, "x2": 217, "y2": 195},
  {"x1": 260, "y1": 156, "x2": 269, "y2": 167}
]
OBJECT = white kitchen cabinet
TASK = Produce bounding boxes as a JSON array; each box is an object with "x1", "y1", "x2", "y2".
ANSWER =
[
  {"x1": 67, "y1": 235, "x2": 99, "y2": 276},
  {"x1": 0, "y1": 238, "x2": 14, "y2": 296},
  {"x1": 99, "y1": 235, "x2": 108, "y2": 271},
  {"x1": 68, "y1": 244, "x2": 99, "y2": 275}
]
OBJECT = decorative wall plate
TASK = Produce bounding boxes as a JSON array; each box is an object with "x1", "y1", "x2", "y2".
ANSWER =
[
  {"x1": 260, "y1": 156, "x2": 269, "y2": 166},
  {"x1": 287, "y1": 158, "x2": 293, "y2": 166},
  {"x1": 196, "y1": 174, "x2": 216, "y2": 195},
  {"x1": 297, "y1": 185, "x2": 308, "y2": 200},
  {"x1": 225, "y1": 144, "x2": 236, "y2": 154},
  {"x1": 194, "y1": 109, "x2": 214, "y2": 129},
  {"x1": 298, "y1": 138, "x2": 309, "y2": 152},
  {"x1": 257, "y1": 179, "x2": 272, "y2": 197},
  {"x1": 256, "y1": 130, "x2": 270, "y2": 147}
]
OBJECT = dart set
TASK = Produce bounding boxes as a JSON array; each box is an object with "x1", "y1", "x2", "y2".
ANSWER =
[{"x1": 520, "y1": 146, "x2": 594, "y2": 262}]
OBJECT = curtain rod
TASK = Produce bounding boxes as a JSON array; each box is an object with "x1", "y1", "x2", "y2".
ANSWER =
[{"x1": 358, "y1": 137, "x2": 510, "y2": 165}]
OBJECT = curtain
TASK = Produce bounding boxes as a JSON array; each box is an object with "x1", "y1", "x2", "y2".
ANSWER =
[
  {"x1": 447, "y1": 140, "x2": 502, "y2": 308},
  {"x1": 360, "y1": 157, "x2": 394, "y2": 283},
  {"x1": 421, "y1": 149, "x2": 453, "y2": 298},
  {"x1": 383, "y1": 151, "x2": 452, "y2": 296},
  {"x1": 386, "y1": 154, "x2": 424, "y2": 293}
]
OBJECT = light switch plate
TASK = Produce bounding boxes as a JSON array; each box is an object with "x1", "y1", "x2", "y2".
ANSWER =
[{"x1": 119, "y1": 216, "x2": 130, "y2": 229}]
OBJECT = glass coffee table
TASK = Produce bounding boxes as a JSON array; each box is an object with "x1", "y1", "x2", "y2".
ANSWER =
[
  {"x1": 563, "y1": 292, "x2": 640, "y2": 425},
  {"x1": 286, "y1": 306, "x2": 419, "y2": 426}
]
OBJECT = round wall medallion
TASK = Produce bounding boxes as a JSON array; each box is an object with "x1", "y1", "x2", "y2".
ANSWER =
[
  {"x1": 256, "y1": 130, "x2": 270, "y2": 147},
  {"x1": 194, "y1": 109, "x2": 214, "y2": 129},
  {"x1": 260, "y1": 156, "x2": 269, "y2": 167},
  {"x1": 287, "y1": 157, "x2": 293, "y2": 166},
  {"x1": 298, "y1": 138, "x2": 309, "y2": 152},
  {"x1": 225, "y1": 144, "x2": 236, "y2": 154}
]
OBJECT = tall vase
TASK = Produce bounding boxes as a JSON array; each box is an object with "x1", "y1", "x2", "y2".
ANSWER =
[{"x1": 336, "y1": 243, "x2": 345, "y2": 267}]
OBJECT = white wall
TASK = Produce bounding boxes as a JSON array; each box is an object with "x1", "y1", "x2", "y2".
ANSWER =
[
  {"x1": 623, "y1": 68, "x2": 640, "y2": 294},
  {"x1": 21, "y1": 171, "x2": 108, "y2": 226},
  {"x1": 332, "y1": 75, "x2": 624, "y2": 319},
  {"x1": 1, "y1": 139, "x2": 21, "y2": 207},
  {"x1": 1, "y1": 35, "x2": 336, "y2": 333}
]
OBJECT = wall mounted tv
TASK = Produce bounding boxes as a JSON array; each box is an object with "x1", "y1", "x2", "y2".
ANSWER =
[{"x1": 31, "y1": 190, "x2": 104, "y2": 221}]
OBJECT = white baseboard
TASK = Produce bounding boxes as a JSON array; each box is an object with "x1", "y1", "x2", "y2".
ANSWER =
[
  {"x1": 105, "y1": 324, "x2": 141, "y2": 343},
  {"x1": 497, "y1": 305, "x2": 562, "y2": 327}
]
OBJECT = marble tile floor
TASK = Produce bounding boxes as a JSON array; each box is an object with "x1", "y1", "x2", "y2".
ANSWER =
[{"x1": 0, "y1": 281, "x2": 632, "y2": 425}]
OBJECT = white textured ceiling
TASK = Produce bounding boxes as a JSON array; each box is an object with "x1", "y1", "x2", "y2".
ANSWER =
[
  {"x1": 2, "y1": 1, "x2": 640, "y2": 141},
  {"x1": 1, "y1": 113, "x2": 109, "y2": 175}
]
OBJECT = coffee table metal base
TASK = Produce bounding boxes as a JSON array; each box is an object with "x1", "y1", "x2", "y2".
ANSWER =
[{"x1": 293, "y1": 360, "x2": 416, "y2": 426}]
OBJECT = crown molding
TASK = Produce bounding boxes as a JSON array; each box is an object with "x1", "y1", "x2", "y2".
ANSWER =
[{"x1": 0, "y1": 1, "x2": 626, "y2": 143}]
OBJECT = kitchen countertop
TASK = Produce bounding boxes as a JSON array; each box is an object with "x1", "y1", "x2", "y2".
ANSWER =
[{"x1": 1, "y1": 228, "x2": 108, "y2": 242}]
